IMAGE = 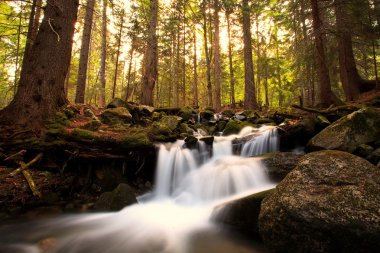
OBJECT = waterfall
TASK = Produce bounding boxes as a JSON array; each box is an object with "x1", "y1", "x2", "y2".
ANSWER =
[
  {"x1": 241, "y1": 125, "x2": 279, "y2": 156},
  {"x1": 0, "y1": 125, "x2": 280, "y2": 253}
]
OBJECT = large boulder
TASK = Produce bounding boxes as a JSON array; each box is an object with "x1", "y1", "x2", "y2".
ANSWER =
[
  {"x1": 259, "y1": 150, "x2": 380, "y2": 253},
  {"x1": 307, "y1": 108, "x2": 380, "y2": 153},
  {"x1": 106, "y1": 98, "x2": 129, "y2": 109},
  {"x1": 259, "y1": 152, "x2": 304, "y2": 181},
  {"x1": 148, "y1": 116, "x2": 183, "y2": 142},
  {"x1": 100, "y1": 107, "x2": 133, "y2": 125}
]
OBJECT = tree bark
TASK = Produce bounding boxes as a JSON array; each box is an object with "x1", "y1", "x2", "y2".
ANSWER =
[
  {"x1": 334, "y1": 0, "x2": 375, "y2": 100},
  {"x1": 99, "y1": 0, "x2": 107, "y2": 107},
  {"x1": 310, "y1": 0, "x2": 341, "y2": 107},
  {"x1": 193, "y1": 31, "x2": 198, "y2": 107},
  {"x1": 213, "y1": 0, "x2": 221, "y2": 111},
  {"x1": 75, "y1": 0, "x2": 95, "y2": 103},
  {"x1": 141, "y1": 0, "x2": 159, "y2": 106},
  {"x1": 201, "y1": 0, "x2": 213, "y2": 108},
  {"x1": 112, "y1": 10, "x2": 125, "y2": 99},
  {"x1": 0, "y1": 0, "x2": 79, "y2": 133},
  {"x1": 24, "y1": 0, "x2": 42, "y2": 60},
  {"x1": 226, "y1": 10, "x2": 235, "y2": 108},
  {"x1": 242, "y1": 0, "x2": 257, "y2": 110}
]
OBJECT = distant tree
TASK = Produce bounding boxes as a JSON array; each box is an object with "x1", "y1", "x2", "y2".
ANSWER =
[
  {"x1": 201, "y1": 0, "x2": 213, "y2": 108},
  {"x1": 213, "y1": 0, "x2": 221, "y2": 111},
  {"x1": 0, "y1": 0, "x2": 79, "y2": 133},
  {"x1": 140, "y1": 0, "x2": 159, "y2": 106},
  {"x1": 242, "y1": 0, "x2": 258, "y2": 109},
  {"x1": 99, "y1": 0, "x2": 107, "y2": 107},
  {"x1": 75, "y1": 0, "x2": 95, "y2": 103}
]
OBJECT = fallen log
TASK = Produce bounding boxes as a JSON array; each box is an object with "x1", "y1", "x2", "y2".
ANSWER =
[{"x1": 291, "y1": 104, "x2": 362, "y2": 114}]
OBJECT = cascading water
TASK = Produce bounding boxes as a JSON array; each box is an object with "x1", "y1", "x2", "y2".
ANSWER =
[{"x1": 0, "y1": 126, "x2": 280, "y2": 253}]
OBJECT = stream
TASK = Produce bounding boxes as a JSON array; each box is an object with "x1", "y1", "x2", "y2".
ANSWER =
[{"x1": 0, "y1": 126, "x2": 279, "y2": 253}]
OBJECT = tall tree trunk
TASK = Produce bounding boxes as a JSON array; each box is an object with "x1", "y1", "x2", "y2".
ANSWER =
[
  {"x1": 99, "y1": 0, "x2": 107, "y2": 107},
  {"x1": 24, "y1": 0, "x2": 42, "y2": 60},
  {"x1": 181, "y1": 0, "x2": 187, "y2": 107},
  {"x1": 175, "y1": 31, "x2": 180, "y2": 107},
  {"x1": 275, "y1": 30, "x2": 283, "y2": 107},
  {"x1": 0, "y1": 0, "x2": 79, "y2": 133},
  {"x1": 310, "y1": 0, "x2": 340, "y2": 106},
  {"x1": 226, "y1": 11, "x2": 235, "y2": 108},
  {"x1": 125, "y1": 37, "x2": 135, "y2": 101},
  {"x1": 202, "y1": 0, "x2": 213, "y2": 108},
  {"x1": 264, "y1": 50, "x2": 270, "y2": 107},
  {"x1": 75, "y1": 0, "x2": 95, "y2": 103},
  {"x1": 334, "y1": 0, "x2": 374, "y2": 100},
  {"x1": 141, "y1": 0, "x2": 159, "y2": 106},
  {"x1": 193, "y1": 32, "x2": 198, "y2": 107},
  {"x1": 112, "y1": 10, "x2": 125, "y2": 99},
  {"x1": 213, "y1": 0, "x2": 221, "y2": 111},
  {"x1": 255, "y1": 15, "x2": 262, "y2": 106},
  {"x1": 242, "y1": 0, "x2": 257, "y2": 110}
]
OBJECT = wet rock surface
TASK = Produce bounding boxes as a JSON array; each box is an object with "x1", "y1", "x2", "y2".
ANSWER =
[{"x1": 259, "y1": 150, "x2": 380, "y2": 253}]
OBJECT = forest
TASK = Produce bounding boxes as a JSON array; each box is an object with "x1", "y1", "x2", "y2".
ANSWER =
[
  {"x1": 0, "y1": 0, "x2": 380, "y2": 253},
  {"x1": 1, "y1": 0, "x2": 379, "y2": 117}
]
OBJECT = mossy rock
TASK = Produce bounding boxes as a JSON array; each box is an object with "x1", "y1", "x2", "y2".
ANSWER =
[
  {"x1": 160, "y1": 116, "x2": 183, "y2": 131},
  {"x1": 200, "y1": 136, "x2": 214, "y2": 145},
  {"x1": 106, "y1": 98, "x2": 129, "y2": 109},
  {"x1": 255, "y1": 117, "x2": 275, "y2": 125},
  {"x1": 307, "y1": 108, "x2": 380, "y2": 153},
  {"x1": 100, "y1": 107, "x2": 133, "y2": 126},
  {"x1": 200, "y1": 110, "x2": 214, "y2": 121},
  {"x1": 179, "y1": 107, "x2": 197, "y2": 121},
  {"x1": 152, "y1": 112, "x2": 161, "y2": 121},
  {"x1": 216, "y1": 121, "x2": 227, "y2": 132},
  {"x1": 221, "y1": 109, "x2": 234, "y2": 118},
  {"x1": 353, "y1": 144, "x2": 374, "y2": 158},
  {"x1": 94, "y1": 183, "x2": 137, "y2": 211},
  {"x1": 148, "y1": 122, "x2": 177, "y2": 142},
  {"x1": 120, "y1": 132, "x2": 152, "y2": 149},
  {"x1": 185, "y1": 135, "x2": 198, "y2": 148},
  {"x1": 367, "y1": 147, "x2": 380, "y2": 165},
  {"x1": 223, "y1": 120, "x2": 252, "y2": 136}
]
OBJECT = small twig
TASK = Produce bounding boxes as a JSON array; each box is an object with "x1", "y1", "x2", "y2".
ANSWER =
[
  {"x1": 4, "y1": 150, "x2": 27, "y2": 163},
  {"x1": 22, "y1": 170, "x2": 42, "y2": 198},
  {"x1": 48, "y1": 18, "x2": 60, "y2": 42},
  {"x1": 10, "y1": 153, "x2": 43, "y2": 176}
]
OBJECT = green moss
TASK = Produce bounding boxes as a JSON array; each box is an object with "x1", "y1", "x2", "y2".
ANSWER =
[
  {"x1": 223, "y1": 120, "x2": 252, "y2": 136},
  {"x1": 72, "y1": 128, "x2": 96, "y2": 140},
  {"x1": 121, "y1": 133, "x2": 152, "y2": 149}
]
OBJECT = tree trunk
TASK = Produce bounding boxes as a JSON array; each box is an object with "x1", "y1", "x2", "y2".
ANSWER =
[
  {"x1": 99, "y1": 0, "x2": 107, "y2": 107},
  {"x1": 193, "y1": 31, "x2": 198, "y2": 107},
  {"x1": 242, "y1": 0, "x2": 257, "y2": 110},
  {"x1": 213, "y1": 0, "x2": 221, "y2": 111},
  {"x1": 112, "y1": 10, "x2": 125, "y2": 99},
  {"x1": 125, "y1": 37, "x2": 135, "y2": 101},
  {"x1": 181, "y1": 0, "x2": 187, "y2": 107},
  {"x1": 75, "y1": 0, "x2": 95, "y2": 103},
  {"x1": 24, "y1": 0, "x2": 42, "y2": 60},
  {"x1": 334, "y1": 0, "x2": 374, "y2": 100},
  {"x1": 226, "y1": 11, "x2": 235, "y2": 108},
  {"x1": 202, "y1": 0, "x2": 213, "y2": 108},
  {"x1": 0, "y1": 0, "x2": 79, "y2": 133},
  {"x1": 310, "y1": 0, "x2": 340, "y2": 106},
  {"x1": 141, "y1": 0, "x2": 159, "y2": 106}
]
